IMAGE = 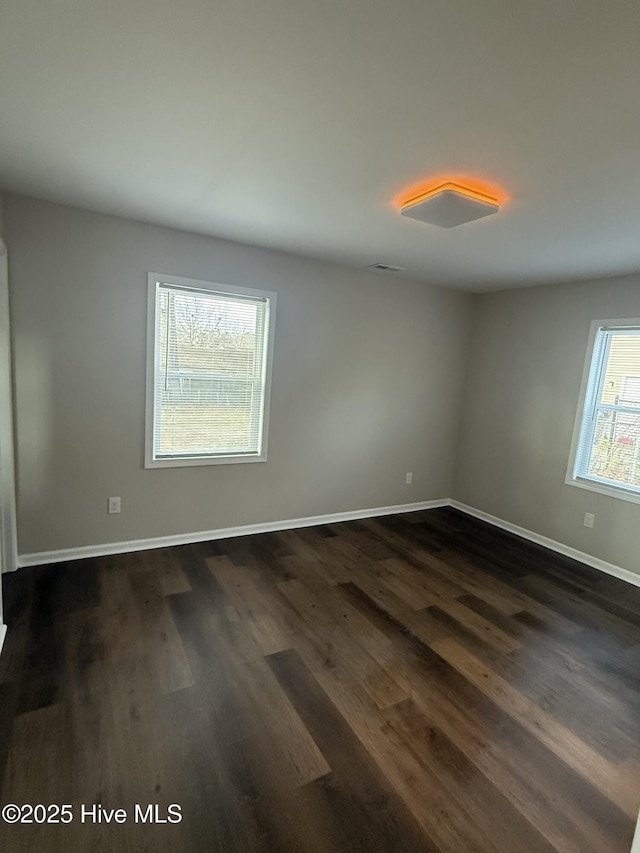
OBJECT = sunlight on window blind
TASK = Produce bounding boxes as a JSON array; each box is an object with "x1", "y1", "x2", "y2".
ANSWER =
[{"x1": 154, "y1": 285, "x2": 268, "y2": 458}]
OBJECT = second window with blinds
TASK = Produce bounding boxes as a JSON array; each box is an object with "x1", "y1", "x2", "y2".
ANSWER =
[
  {"x1": 145, "y1": 273, "x2": 276, "y2": 468},
  {"x1": 567, "y1": 320, "x2": 640, "y2": 502}
]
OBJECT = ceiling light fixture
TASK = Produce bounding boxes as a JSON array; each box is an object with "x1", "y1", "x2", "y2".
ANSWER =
[{"x1": 399, "y1": 181, "x2": 501, "y2": 228}]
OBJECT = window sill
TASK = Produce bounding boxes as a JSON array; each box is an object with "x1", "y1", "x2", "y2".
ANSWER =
[
  {"x1": 565, "y1": 474, "x2": 640, "y2": 506},
  {"x1": 145, "y1": 453, "x2": 267, "y2": 469}
]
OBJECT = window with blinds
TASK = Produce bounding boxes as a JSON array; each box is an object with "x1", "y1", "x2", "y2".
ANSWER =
[
  {"x1": 569, "y1": 323, "x2": 640, "y2": 499},
  {"x1": 145, "y1": 275, "x2": 276, "y2": 467}
]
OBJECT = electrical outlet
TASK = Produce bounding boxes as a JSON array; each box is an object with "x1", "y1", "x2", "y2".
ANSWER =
[
  {"x1": 583, "y1": 512, "x2": 594, "y2": 528},
  {"x1": 108, "y1": 497, "x2": 121, "y2": 515},
  {"x1": 405, "y1": 472, "x2": 413, "y2": 484}
]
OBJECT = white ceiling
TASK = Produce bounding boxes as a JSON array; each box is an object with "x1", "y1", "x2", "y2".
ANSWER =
[{"x1": 1, "y1": 0, "x2": 639, "y2": 291}]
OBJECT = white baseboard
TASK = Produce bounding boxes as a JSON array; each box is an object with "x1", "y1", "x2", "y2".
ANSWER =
[
  {"x1": 449, "y1": 500, "x2": 640, "y2": 589},
  {"x1": 15, "y1": 497, "x2": 640, "y2": 591},
  {"x1": 17, "y1": 499, "x2": 449, "y2": 568},
  {"x1": 0, "y1": 624, "x2": 6, "y2": 656}
]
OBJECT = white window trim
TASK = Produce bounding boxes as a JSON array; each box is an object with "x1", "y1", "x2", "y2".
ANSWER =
[
  {"x1": 145, "y1": 272, "x2": 277, "y2": 469},
  {"x1": 565, "y1": 317, "x2": 640, "y2": 505}
]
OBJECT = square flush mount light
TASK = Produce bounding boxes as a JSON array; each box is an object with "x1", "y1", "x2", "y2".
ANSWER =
[{"x1": 400, "y1": 182, "x2": 500, "y2": 228}]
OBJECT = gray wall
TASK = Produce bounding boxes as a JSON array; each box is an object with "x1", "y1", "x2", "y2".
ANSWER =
[
  {"x1": 4, "y1": 194, "x2": 473, "y2": 555},
  {"x1": 454, "y1": 274, "x2": 640, "y2": 574},
  {"x1": 0, "y1": 193, "x2": 18, "y2": 583},
  {"x1": 0, "y1": 193, "x2": 6, "y2": 642}
]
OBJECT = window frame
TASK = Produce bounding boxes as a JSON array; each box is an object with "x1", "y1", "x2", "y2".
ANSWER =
[
  {"x1": 566, "y1": 318, "x2": 640, "y2": 505},
  {"x1": 145, "y1": 272, "x2": 277, "y2": 469}
]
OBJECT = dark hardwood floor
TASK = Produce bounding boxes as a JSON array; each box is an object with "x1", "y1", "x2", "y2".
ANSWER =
[{"x1": 1, "y1": 507, "x2": 639, "y2": 852}]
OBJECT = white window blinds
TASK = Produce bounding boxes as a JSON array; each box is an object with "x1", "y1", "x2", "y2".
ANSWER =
[
  {"x1": 573, "y1": 326, "x2": 640, "y2": 494},
  {"x1": 147, "y1": 277, "x2": 275, "y2": 466}
]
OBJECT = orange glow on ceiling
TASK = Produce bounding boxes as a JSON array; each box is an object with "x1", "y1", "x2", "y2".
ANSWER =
[{"x1": 394, "y1": 177, "x2": 507, "y2": 210}]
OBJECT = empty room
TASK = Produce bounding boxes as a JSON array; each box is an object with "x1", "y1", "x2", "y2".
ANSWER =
[{"x1": 1, "y1": 0, "x2": 640, "y2": 851}]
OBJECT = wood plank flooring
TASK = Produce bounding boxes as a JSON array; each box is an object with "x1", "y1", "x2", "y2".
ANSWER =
[{"x1": 1, "y1": 507, "x2": 640, "y2": 852}]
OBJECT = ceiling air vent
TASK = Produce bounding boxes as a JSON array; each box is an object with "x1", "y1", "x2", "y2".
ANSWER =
[{"x1": 369, "y1": 263, "x2": 406, "y2": 272}]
